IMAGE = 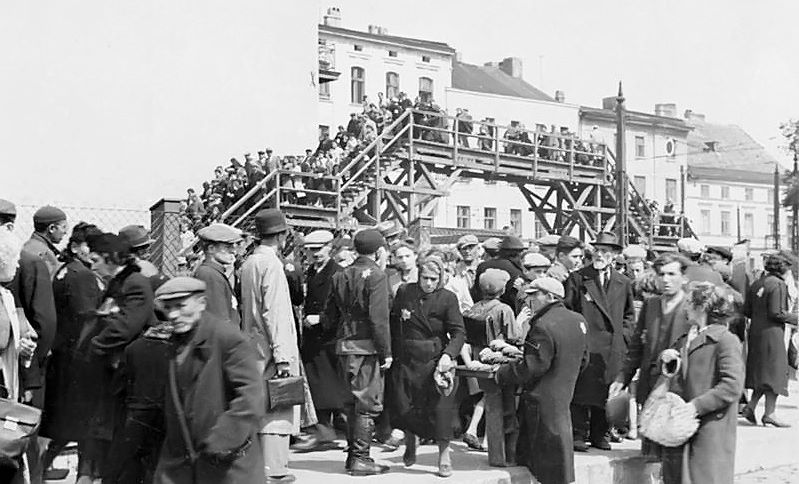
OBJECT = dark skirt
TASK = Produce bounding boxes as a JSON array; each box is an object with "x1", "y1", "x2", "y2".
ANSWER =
[
  {"x1": 389, "y1": 339, "x2": 459, "y2": 440},
  {"x1": 746, "y1": 324, "x2": 789, "y2": 396},
  {"x1": 306, "y1": 344, "x2": 348, "y2": 410}
]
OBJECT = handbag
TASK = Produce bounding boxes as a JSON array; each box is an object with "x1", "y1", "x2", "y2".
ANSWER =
[
  {"x1": 788, "y1": 330, "x2": 799, "y2": 371},
  {"x1": 265, "y1": 376, "x2": 305, "y2": 410},
  {"x1": 0, "y1": 398, "x2": 41, "y2": 467}
]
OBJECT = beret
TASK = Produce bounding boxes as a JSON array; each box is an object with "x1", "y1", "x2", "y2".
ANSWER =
[
  {"x1": 155, "y1": 276, "x2": 206, "y2": 301},
  {"x1": 354, "y1": 229, "x2": 386, "y2": 255},
  {"x1": 622, "y1": 245, "x2": 648, "y2": 260},
  {"x1": 119, "y1": 225, "x2": 153, "y2": 249},
  {"x1": 524, "y1": 276, "x2": 565, "y2": 299},
  {"x1": 456, "y1": 234, "x2": 479, "y2": 249},
  {"x1": 304, "y1": 230, "x2": 334, "y2": 247},
  {"x1": 254, "y1": 209, "x2": 288, "y2": 236},
  {"x1": 197, "y1": 223, "x2": 242, "y2": 244},
  {"x1": 524, "y1": 253, "x2": 551, "y2": 268},
  {"x1": 677, "y1": 237, "x2": 705, "y2": 255},
  {"x1": 0, "y1": 199, "x2": 16, "y2": 218},
  {"x1": 705, "y1": 245, "x2": 732, "y2": 262},
  {"x1": 89, "y1": 233, "x2": 129, "y2": 254},
  {"x1": 535, "y1": 234, "x2": 560, "y2": 247},
  {"x1": 482, "y1": 237, "x2": 502, "y2": 251},
  {"x1": 479, "y1": 268, "x2": 511, "y2": 295},
  {"x1": 33, "y1": 205, "x2": 66, "y2": 225},
  {"x1": 499, "y1": 235, "x2": 526, "y2": 251}
]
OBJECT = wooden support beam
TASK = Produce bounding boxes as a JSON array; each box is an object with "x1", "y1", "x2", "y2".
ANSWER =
[
  {"x1": 557, "y1": 181, "x2": 597, "y2": 239},
  {"x1": 377, "y1": 182, "x2": 447, "y2": 197},
  {"x1": 415, "y1": 161, "x2": 439, "y2": 190},
  {"x1": 517, "y1": 183, "x2": 554, "y2": 234},
  {"x1": 419, "y1": 167, "x2": 464, "y2": 218}
]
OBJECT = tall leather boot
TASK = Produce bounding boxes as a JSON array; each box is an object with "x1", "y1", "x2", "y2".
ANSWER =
[
  {"x1": 348, "y1": 415, "x2": 389, "y2": 476},
  {"x1": 345, "y1": 407, "x2": 356, "y2": 471}
]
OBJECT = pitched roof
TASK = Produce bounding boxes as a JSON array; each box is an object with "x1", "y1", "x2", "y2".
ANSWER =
[
  {"x1": 580, "y1": 106, "x2": 691, "y2": 133},
  {"x1": 686, "y1": 120, "x2": 778, "y2": 175},
  {"x1": 319, "y1": 25, "x2": 455, "y2": 55},
  {"x1": 451, "y1": 61, "x2": 554, "y2": 102}
]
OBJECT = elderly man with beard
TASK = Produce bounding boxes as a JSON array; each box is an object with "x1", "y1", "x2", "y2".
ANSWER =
[
  {"x1": 194, "y1": 223, "x2": 242, "y2": 328},
  {"x1": 564, "y1": 232, "x2": 634, "y2": 452}
]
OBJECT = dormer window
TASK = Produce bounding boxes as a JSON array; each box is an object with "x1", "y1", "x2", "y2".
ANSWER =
[{"x1": 704, "y1": 141, "x2": 719, "y2": 152}]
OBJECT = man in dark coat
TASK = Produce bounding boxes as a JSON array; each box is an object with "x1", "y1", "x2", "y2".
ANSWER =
[
  {"x1": 323, "y1": 229, "x2": 392, "y2": 476},
  {"x1": 564, "y1": 232, "x2": 634, "y2": 451},
  {"x1": 497, "y1": 277, "x2": 588, "y2": 484},
  {"x1": 194, "y1": 223, "x2": 242, "y2": 327},
  {"x1": 153, "y1": 277, "x2": 265, "y2": 484},
  {"x1": 473, "y1": 235, "x2": 526, "y2": 308}
]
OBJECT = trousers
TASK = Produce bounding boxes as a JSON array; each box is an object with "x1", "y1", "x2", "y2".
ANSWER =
[
  {"x1": 338, "y1": 355, "x2": 384, "y2": 418},
  {"x1": 570, "y1": 403, "x2": 608, "y2": 442}
]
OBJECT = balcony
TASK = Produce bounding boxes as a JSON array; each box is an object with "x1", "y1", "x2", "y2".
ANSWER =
[{"x1": 318, "y1": 41, "x2": 340, "y2": 83}]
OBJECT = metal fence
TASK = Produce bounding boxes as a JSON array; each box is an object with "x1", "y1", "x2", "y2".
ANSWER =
[{"x1": 12, "y1": 204, "x2": 150, "y2": 245}]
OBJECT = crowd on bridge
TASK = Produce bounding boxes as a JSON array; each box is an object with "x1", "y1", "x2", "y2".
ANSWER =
[{"x1": 0, "y1": 194, "x2": 793, "y2": 484}]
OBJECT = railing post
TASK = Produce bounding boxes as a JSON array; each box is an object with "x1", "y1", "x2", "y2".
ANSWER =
[
  {"x1": 452, "y1": 113, "x2": 459, "y2": 163},
  {"x1": 493, "y1": 123, "x2": 500, "y2": 172},
  {"x1": 150, "y1": 198, "x2": 183, "y2": 277},
  {"x1": 568, "y1": 138, "x2": 574, "y2": 182},
  {"x1": 373, "y1": 136, "x2": 382, "y2": 222},
  {"x1": 335, "y1": 177, "x2": 342, "y2": 231}
]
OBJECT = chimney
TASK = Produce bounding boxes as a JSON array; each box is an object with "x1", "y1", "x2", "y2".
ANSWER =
[
  {"x1": 455, "y1": 51, "x2": 463, "y2": 63},
  {"x1": 602, "y1": 96, "x2": 617, "y2": 110},
  {"x1": 654, "y1": 103, "x2": 677, "y2": 117},
  {"x1": 554, "y1": 90, "x2": 566, "y2": 103},
  {"x1": 498, "y1": 57, "x2": 523, "y2": 79},
  {"x1": 323, "y1": 7, "x2": 341, "y2": 27},
  {"x1": 367, "y1": 24, "x2": 386, "y2": 35},
  {"x1": 684, "y1": 109, "x2": 706, "y2": 122},
  {"x1": 484, "y1": 61, "x2": 499, "y2": 69}
]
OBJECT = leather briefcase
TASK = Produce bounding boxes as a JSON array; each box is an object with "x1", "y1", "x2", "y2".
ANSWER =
[
  {"x1": 0, "y1": 398, "x2": 41, "y2": 467},
  {"x1": 265, "y1": 376, "x2": 305, "y2": 410}
]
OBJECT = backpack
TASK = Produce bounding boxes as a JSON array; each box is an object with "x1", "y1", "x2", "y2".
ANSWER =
[{"x1": 462, "y1": 300, "x2": 500, "y2": 347}]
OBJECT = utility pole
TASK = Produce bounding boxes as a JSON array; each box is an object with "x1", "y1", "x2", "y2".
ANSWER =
[
  {"x1": 615, "y1": 82, "x2": 628, "y2": 244},
  {"x1": 736, "y1": 205, "x2": 741, "y2": 242},
  {"x1": 794, "y1": 152, "x2": 798, "y2": 254},
  {"x1": 774, "y1": 165, "x2": 780, "y2": 249}
]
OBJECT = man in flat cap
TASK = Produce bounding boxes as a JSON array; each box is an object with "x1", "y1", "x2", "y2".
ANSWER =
[
  {"x1": 454, "y1": 234, "x2": 481, "y2": 291},
  {"x1": 481, "y1": 237, "x2": 501, "y2": 261},
  {"x1": 498, "y1": 277, "x2": 588, "y2": 484},
  {"x1": 323, "y1": 228, "x2": 391, "y2": 475},
  {"x1": 473, "y1": 235, "x2": 526, "y2": 309},
  {"x1": 522, "y1": 252, "x2": 552, "y2": 282},
  {"x1": 25, "y1": 205, "x2": 68, "y2": 278},
  {"x1": 240, "y1": 209, "x2": 301, "y2": 482},
  {"x1": 153, "y1": 277, "x2": 266, "y2": 484},
  {"x1": 194, "y1": 223, "x2": 242, "y2": 328},
  {"x1": 677, "y1": 238, "x2": 723, "y2": 285},
  {"x1": 535, "y1": 234, "x2": 560, "y2": 262},
  {"x1": 548, "y1": 236, "x2": 584, "y2": 283}
]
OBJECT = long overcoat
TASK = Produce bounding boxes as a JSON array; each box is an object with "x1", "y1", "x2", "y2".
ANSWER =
[
  {"x1": 663, "y1": 325, "x2": 744, "y2": 484},
  {"x1": 154, "y1": 314, "x2": 266, "y2": 484},
  {"x1": 743, "y1": 273, "x2": 797, "y2": 395},
  {"x1": 497, "y1": 301, "x2": 588, "y2": 484},
  {"x1": 240, "y1": 244, "x2": 300, "y2": 435},
  {"x1": 194, "y1": 258, "x2": 240, "y2": 328},
  {"x1": 41, "y1": 259, "x2": 103, "y2": 441},
  {"x1": 564, "y1": 265, "x2": 635, "y2": 406}
]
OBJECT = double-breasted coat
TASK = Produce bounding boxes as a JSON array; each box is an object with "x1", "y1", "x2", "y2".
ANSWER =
[
  {"x1": 388, "y1": 283, "x2": 465, "y2": 440},
  {"x1": 662, "y1": 325, "x2": 744, "y2": 484},
  {"x1": 497, "y1": 301, "x2": 588, "y2": 484},
  {"x1": 194, "y1": 258, "x2": 240, "y2": 328},
  {"x1": 564, "y1": 265, "x2": 635, "y2": 406},
  {"x1": 41, "y1": 259, "x2": 103, "y2": 441},
  {"x1": 154, "y1": 314, "x2": 266, "y2": 484},
  {"x1": 240, "y1": 244, "x2": 300, "y2": 435},
  {"x1": 743, "y1": 273, "x2": 798, "y2": 395}
]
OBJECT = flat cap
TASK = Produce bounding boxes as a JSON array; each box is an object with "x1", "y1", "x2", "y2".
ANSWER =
[
  {"x1": 0, "y1": 199, "x2": 16, "y2": 218},
  {"x1": 197, "y1": 223, "x2": 241, "y2": 244},
  {"x1": 254, "y1": 209, "x2": 288, "y2": 236},
  {"x1": 622, "y1": 245, "x2": 648, "y2": 260},
  {"x1": 482, "y1": 237, "x2": 502, "y2": 251},
  {"x1": 456, "y1": 234, "x2": 479, "y2": 249},
  {"x1": 535, "y1": 234, "x2": 560, "y2": 247},
  {"x1": 479, "y1": 268, "x2": 510, "y2": 295},
  {"x1": 677, "y1": 237, "x2": 705, "y2": 255},
  {"x1": 524, "y1": 253, "x2": 551, "y2": 268},
  {"x1": 119, "y1": 225, "x2": 153, "y2": 249},
  {"x1": 524, "y1": 276, "x2": 565, "y2": 299},
  {"x1": 706, "y1": 245, "x2": 732, "y2": 262},
  {"x1": 354, "y1": 229, "x2": 386, "y2": 255},
  {"x1": 304, "y1": 229, "x2": 334, "y2": 247},
  {"x1": 154, "y1": 276, "x2": 206, "y2": 301},
  {"x1": 556, "y1": 235, "x2": 583, "y2": 251},
  {"x1": 499, "y1": 235, "x2": 526, "y2": 251},
  {"x1": 33, "y1": 205, "x2": 66, "y2": 225}
]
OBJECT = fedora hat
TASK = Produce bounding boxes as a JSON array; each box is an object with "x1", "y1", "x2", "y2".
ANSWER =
[
  {"x1": 254, "y1": 209, "x2": 288, "y2": 237},
  {"x1": 592, "y1": 231, "x2": 622, "y2": 250}
]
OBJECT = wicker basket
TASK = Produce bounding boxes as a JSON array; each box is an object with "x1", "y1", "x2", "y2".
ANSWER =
[{"x1": 639, "y1": 390, "x2": 699, "y2": 447}]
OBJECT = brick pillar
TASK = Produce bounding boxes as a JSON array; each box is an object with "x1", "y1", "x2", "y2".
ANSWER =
[
  {"x1": 408, "y1": 215, "x2": 433, "y2": 249},
  {"x1": 150, "y1": 198, "x2": 183, "y2": 277}
]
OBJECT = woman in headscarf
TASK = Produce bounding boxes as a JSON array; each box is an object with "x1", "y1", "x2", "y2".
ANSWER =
[
  {"x1": 741, "y1": 252, "x2": 798, "y2": 427},
  {"x1": 660, "y1": 282, "x2": 744, "y2": 484},
  {"x1": 389, "y1": 255, "x2": 465, "y2": 478}
]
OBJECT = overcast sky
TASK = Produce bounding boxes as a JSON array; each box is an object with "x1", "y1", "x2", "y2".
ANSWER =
[{"x1": 328, "y1": 0, "x2": 798, "y2": 166}]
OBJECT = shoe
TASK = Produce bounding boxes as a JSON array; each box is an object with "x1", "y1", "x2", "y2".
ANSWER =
[
  {"x1": 292, "y1": 435, "x2": 342, "y2": 453},
  {"x1": 438, "y1": 464, "x2": 453, "y2": 478},
  {"x1": 463, "y1": 433, "x2": 486, "y2": 451},
  {"x1": 590, "y1": 438, "x2": 612, "y2": 450},
  {"x1": 740, "y1": 406, "x2": 757, "y2": 425},
  {"x1": 345, "y1": 454, "x2": 355, "y2": 471},
  {"x1": 349, "y1": 458, "x2": 390, "y2": 476},
  {"x1": 382, "y1": 435, "x2": 402, "y2": 451},
  {"x1": 403, "y1": 436, "x2": 417, "y2": 467},
  {"x1": 43, "y1": 468, "x2": 70, "y2": 480},
  {"x1": 265, "y1": 475, "x2": 296, "y2": 483},
  {"x1": 608, "y1": 429, "x2": 623, "y2": 443},
  {"x1": 573, "y1": 440, "x2": 589, "y2": 452},
  {"x1": 762, "y1": 416, "x2": 791, "y2": 428}
]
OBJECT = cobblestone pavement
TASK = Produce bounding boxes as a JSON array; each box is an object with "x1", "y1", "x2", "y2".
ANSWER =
[{"x1": 735, "y1": 464, "x2": 799, "y2": 483}]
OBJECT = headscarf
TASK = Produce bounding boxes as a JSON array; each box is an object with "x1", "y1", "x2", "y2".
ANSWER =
[{"x1": 417, "y1": 254, "x2": 448, "y2": 291}]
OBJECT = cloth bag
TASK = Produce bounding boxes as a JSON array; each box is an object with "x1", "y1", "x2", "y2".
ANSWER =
[{"x1": 638, "y1": 355, "x2": 698, "y2": 447}]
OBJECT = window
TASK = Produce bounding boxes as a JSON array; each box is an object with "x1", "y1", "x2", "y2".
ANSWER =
[
  {"x1": 534, "y1": 218, "x2": 547, "y2": 239},
  {"x1": 484, "y1": 207, "x2": 497, "y2": 230},
  {"x1": 700, "y1": 184, "x2": 710, "y2": 198},
  {"x1": 721, "y1": 211, "x2": 731, "y2": 235},
  {"x1": 385, "y1": 72, "x2": 400, "y2": 99},
  {"x1": 768, "y1": 214, "x2": 774, "y2": 236},
  {"x1": 419, "y1": 77, "x2": 434, "y2": 103},
  {"x1": 421, "y1": 55, "x2": 431, "y2": 63},
  {"x1": 350, "y1": 67, "x2": 365, "y2": 104},
  {"x1": 318, "y1": 81, "x2": 330, "y2": 100},
  {"x1": 744, "y1": 213, "x2": 754, "y2": 236},
  {"x1": 510, "y1": 209, "x2": 522, "y2": 235},
  {"x1": 353, "y1": 44, "x2": 363, "y2": 52},
  {"x1": 721, "y1": 185, "x2": 730, "y2": 199},
  {"x1": 456, "y1": 206, "x2": 470, "y2": 229},
  {"x1": 635, "y1": 136, "x2": 645, "y2": 158},
  {"x1": 665, "y1": 178, "x2": 677, "y2": 202},
  {"x1": 633, "y1": 176, "x2": 646, "y2": 197},
  {"x1": 700, "y1": 210, "x2": 711, "y2": 234},
  {"x1": 388, "y1": 50, "x2": 398, "y2": 57},
  {"x1": 745, "y1": 188, "x2": 754, "y2": 201},
  {"x1": 768, "y1": 188, "x2": 775, "y2": 203}
]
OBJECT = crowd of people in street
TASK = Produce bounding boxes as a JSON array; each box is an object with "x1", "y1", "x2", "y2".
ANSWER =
[{"x1": 0, "y1": 193, "x2": 793, "y2": 484}]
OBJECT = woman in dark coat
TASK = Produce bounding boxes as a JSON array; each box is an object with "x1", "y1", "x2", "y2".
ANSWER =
[
  {"x1": 741, "y1": 252, "x2": 798, "y2": 427},
  {"x1": 40, "y1": 223, "x2": 105, "y2": 479},
  {"x1": 660, "y1": 282, "x2": 744, "y2": 484},
  {"x1": 389, "y1": 255, "x2": 465, "y2": 478}
]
